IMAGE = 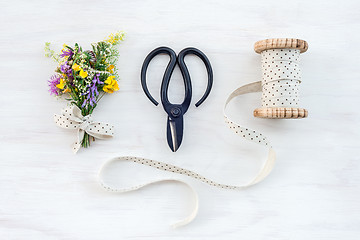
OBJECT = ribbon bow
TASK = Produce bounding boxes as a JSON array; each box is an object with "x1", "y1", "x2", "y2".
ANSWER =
[{"x1": 54, "y1": 105, "x2": 114, "y2": 153}]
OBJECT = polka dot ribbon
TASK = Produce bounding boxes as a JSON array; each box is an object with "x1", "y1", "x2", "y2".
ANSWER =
[
  {"x1": 54, "y1": 105, "x2": 114, "y2": 153},
  {"x1": 98, "y1": 81, "x2": 276, "y2": 228},
  {"x1": 260, "y1": 48, "x2": 301, "y2": 107}
]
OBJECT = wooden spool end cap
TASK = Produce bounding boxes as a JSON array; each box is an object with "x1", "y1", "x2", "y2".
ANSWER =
[
  {"x1": 254, "y1": 38, "x2": 308, "y2": 54},
  {"x1": 254, "y1": 107, "x2": 308, "y2": 119}
]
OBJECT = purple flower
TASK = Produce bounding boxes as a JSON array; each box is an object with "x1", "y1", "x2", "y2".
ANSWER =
[
  {"x1": 92, "y1": 74, "x2": 103, "y2": 85},
  {"x1": 81, "y1": 74, "x2": 103, "y2": 108},
  {"x1": 60, "y1": 48, "x2": 73, "y2": 58},
  {"x1": 82, "y1": 94, "x2": 94, "y2": 108},
  {"x1": 82, "y1": 99, "x2": 87, "y2": 108},
  {"x1": 60, "y1": 63, "x2": 68, "y2": 73},
  {"x1": 60, "y1": 62, "x2": 73, "y2": 81},
  {"x1": 60, "y1": 62, "x2": 72, "y2": 74},
  {"x1": 89, "y1": 95, "x2": 95, "y2": 107},
  {"x1": 92, "y1": 85, "x2": 98, "y2": 96},
  {"x1": 48, "y1": 75, "x2": 60, "y2": 96}
]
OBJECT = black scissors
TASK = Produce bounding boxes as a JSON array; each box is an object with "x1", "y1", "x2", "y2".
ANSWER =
[{"x1": 141, "y1": 46, "x2": 213, "y2": 152}]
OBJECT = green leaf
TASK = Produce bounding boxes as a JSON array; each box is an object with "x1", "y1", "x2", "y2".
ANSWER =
[{"x1": 66, "y1": 45, "x2": 74, "y2": 51}]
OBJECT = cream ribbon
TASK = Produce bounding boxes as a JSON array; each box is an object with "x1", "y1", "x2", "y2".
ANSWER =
[
  {"x1": 54, "y1": 105, "x2": 114, "y2": 153},
  {"x1": 98, "y1": 81, "x2": 276, "y2": 227},
  {"x1": 260, "y1": 48, "x2": 301, "y2": 107}
]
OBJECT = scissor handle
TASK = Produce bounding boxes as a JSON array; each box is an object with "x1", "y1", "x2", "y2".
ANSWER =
[
  {"x1": 177, "y1": 47, "x2": 213, "y2": 108},
  {"x1": 140, "y1": 46, "x2": 213, "y2": 113},
  {"x1": 141, "y1": 46, "x2": 177, "y2": 106}
]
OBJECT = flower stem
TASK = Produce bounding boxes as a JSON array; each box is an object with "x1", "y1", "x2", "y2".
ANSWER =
[
  {"x1": 81, "y1": 132, "x2": 91, "y2": 148},
  {"x1": 97, "y1": 92, "x2": 106, "y2": 103}
]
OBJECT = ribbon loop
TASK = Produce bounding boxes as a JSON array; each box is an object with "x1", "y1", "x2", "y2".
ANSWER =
[{"x1": 54, "y1": 105, "x2": 114, "y2": 153}]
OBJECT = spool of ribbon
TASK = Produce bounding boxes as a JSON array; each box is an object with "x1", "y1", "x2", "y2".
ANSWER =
[
  {"x1": 98, "y1": 38, "x2": 308, "y2": 227},
  {"x1": 54, "y1": 105, "x2": 114, "y2": 153},
  {"x1": 253, "y1": 38, "x2": 308, "y2": 118}
]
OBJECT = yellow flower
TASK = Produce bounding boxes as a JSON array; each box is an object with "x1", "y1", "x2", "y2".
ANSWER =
[
  {"x1": 79, "y1": 69, "x2": 88, "y2": 78},
  {"x1": 72, "y1": 63, "x2": 80, "y2": 71},
  {"x1": 104, "y1": 31, "x2": 125, "y2": 45},
  {"x1": 104, "y1": 76, "x2": 114, "y2": 84},
  {"x1": 107, "y1": 64, "x2": 115, "y2": 73},
  {"x1": 63, "y1": 88, "x2": 71, "y2": 93},
  {"x1": 56, "y1": 78, "x2": 65, "y2": 89},
  {"x1": 103, "y1": 76, "x2": 119, "y2": 93}
]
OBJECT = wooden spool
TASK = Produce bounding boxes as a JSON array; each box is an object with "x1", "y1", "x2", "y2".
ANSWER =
[{"x1": 253, "y1": 38, "x2": 308, "y2": 119}]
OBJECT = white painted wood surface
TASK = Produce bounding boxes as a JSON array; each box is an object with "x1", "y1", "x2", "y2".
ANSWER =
[{"x1": 1, "y1": 0, "x2": 360, "y2": 239}]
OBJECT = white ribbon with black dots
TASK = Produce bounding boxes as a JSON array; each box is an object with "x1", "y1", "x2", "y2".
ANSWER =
[
  {"x1": 54, "y1": 105, "x2": 114, "y2": 153},
  {"x1": 98, "y1": 81, "x2": 276, "y2": 227},
  {"x1": 260, "y1": 49, "x2": 301, "y2": 107},
  {"x1": 98, "y1": 48, "x2": 304, "y2": 227}
]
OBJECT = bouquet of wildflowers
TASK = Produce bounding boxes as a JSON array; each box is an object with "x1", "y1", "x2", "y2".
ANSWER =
[{"x1": 45, "y1": 32, "x2": 125, "y2": 151}]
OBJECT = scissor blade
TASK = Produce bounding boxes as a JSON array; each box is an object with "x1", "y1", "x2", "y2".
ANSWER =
[{"x1": 166, "y1": 116, "x2": 184, "y2": 152}]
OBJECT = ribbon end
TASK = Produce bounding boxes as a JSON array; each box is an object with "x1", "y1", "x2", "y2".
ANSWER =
[{"x1": 72, "y1": 142, "x2": 80, "y2": 154}]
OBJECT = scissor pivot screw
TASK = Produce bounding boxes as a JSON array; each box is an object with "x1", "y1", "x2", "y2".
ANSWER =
[{"x1": 171, "y1": 107, "x2": 181, "y2": 117}]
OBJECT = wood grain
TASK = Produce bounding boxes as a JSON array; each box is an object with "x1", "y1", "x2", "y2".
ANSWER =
[
  {"x1": 253, "y1": 107, "x2": 308, "y2": 119},
  {"x1": 254, "y1": 38, "x2": 308, "y2": 53}
]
